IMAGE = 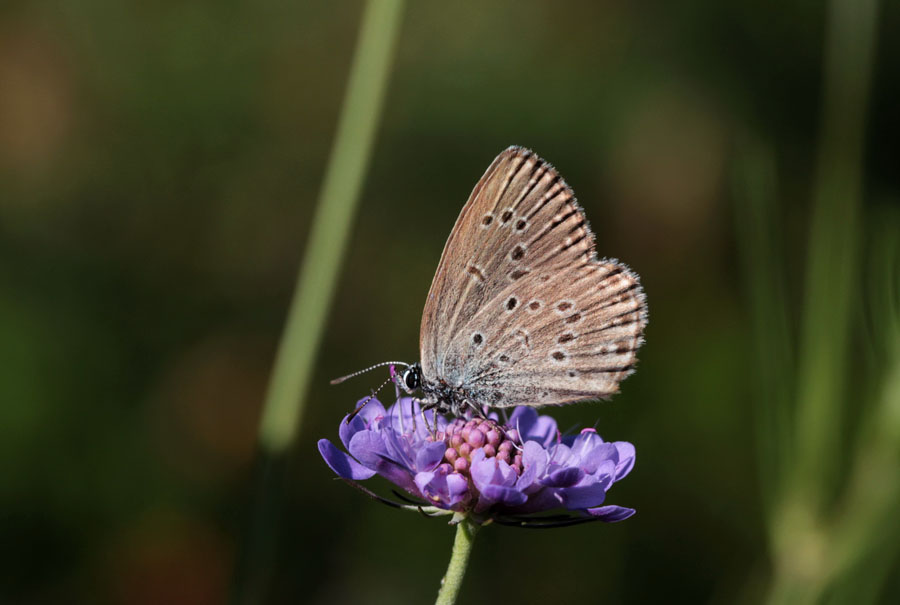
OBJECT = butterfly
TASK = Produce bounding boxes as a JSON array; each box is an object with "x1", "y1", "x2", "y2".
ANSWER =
[{"x1": 336, "y1": 146, "x2": 647, "y2": 418}]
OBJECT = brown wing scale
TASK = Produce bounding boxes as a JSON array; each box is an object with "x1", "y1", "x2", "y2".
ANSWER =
[{"x1": 419, "y1": 146, "x2": 647, "y2": 408}]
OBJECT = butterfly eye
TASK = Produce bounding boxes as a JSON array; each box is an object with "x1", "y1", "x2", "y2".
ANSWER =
[{"x1": 403, "y1": 367, "x2": 420, "y2": 390}]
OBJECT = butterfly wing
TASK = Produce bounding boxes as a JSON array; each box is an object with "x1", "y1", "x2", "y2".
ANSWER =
[
  {"x1": 419, "y1": 146, "x2": 647, "y2": 407},
  {"x1": 420, "y1": 148, "x2": 545, "y2": 379}
]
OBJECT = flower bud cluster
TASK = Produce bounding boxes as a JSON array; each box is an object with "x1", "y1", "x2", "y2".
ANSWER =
[{"x1": 435, "y1": 417, "x2": 522, "y2": 477}]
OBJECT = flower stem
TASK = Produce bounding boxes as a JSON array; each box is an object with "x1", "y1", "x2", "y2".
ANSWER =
[{"x1": 435, "y1": 520, "x2": 480, "y2": 605}]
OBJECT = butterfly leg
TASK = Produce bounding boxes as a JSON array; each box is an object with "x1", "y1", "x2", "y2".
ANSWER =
[
  {"x1": 412, "y1": 396, "x2": 440, "y2": 437},
  {"x1": 409, "y1": 397, "x2": 426, "y2": 433},
  {"x1": 459, "y1": 398, "x2": 487, "y2": 420},
  {"x1": 423, "y1": 404, "x2": 439, "y2": 437}
]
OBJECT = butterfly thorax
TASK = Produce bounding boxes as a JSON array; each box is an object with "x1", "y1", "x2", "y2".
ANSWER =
[
  {"x1": 399, "y1": 362, "x2": 474, "y2": 416},
  {"x1": 421, "y1": 379, "x2": 474, "y2": 416}
]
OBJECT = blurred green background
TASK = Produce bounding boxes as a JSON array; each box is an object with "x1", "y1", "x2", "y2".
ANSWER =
[{"x1": 1, "y1": 1, "x2": 898, "y2": 603}]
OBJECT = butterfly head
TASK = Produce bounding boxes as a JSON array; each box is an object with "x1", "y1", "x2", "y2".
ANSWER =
[{"x1": 397, "y1": 362, "x2": 423, "y2": 394}]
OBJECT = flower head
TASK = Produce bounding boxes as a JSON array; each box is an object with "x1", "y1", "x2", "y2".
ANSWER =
[{"x1": 318, "y1": 396, "x2": 635, "y2": 526}]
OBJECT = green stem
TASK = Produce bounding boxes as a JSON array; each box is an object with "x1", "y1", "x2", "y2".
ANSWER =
[
  {"x1": 828, "y1": 327, "x2": 900, "y2": 588},
  {"x1": 765, "y1": 0, "x2": 880, "y2": 602},
  {"x1": 792, "y1": 0, "x2": 878, "y2": 511},
  {"x1": 258, "y1": 0, "x2": 405, "y2": 454},
  {"x1": 435, "y1": 520, "x2": 480, "y2": 605},
  {"x1": 732, "y1": 135, "x2": 793, "y2": 528},
  {"x1": 231, "y1": 4, "x2": 404, "y2": 604}
]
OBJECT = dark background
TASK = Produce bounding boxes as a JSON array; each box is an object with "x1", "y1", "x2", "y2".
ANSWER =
[{"x1": 1, "y1": 1, "x2": 898, "y2": 604}]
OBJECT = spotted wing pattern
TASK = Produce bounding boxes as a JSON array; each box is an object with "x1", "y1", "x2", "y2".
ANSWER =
[{"x1": 419, "y1": 146, "x2": 647, "y2": 408}]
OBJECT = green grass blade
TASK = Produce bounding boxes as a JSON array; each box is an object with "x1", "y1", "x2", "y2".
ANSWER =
[{"x1": 259, "y1": 0, "x2": 406, "y2": 454}]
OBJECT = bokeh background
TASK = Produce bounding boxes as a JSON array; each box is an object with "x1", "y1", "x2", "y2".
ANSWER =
[{"x1": 2, "y1": 1, "x2": 898, "y2": 604}]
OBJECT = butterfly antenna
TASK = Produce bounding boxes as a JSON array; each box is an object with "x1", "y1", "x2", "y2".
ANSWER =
[
  {"x1": 330, "y1": 361, "x2": 410, "y2": 385},
  {"x1": 344, "y1": 375, "x2": 395, "y2": 424}
]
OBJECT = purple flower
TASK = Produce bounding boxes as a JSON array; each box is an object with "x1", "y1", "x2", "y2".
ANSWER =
[{"x1": 318, "y1": 396, "x2": 635, "y2": 526}]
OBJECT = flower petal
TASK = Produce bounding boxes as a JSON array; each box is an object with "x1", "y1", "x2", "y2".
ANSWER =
[
  {"x1": 470, "y1": 449, "x2": 518, "y2": 489},
  {"x1": 517, "y1": 441, "x2": 548, "y2": 491},
  {"x1": 570, "y1": 429, "x2": 604, "y2": 459},
  {"x1": 477, "y1": 483, "x2": 528, "y2": 508},
  {"x1": 339, "y1": 398, "x2": 387, "y2": 449},
  {"x1": 415, "y1": 441, "x2": 447, "y2": 472},
  {"x1": 347, "y1": 430, "x2": 415, "y2": 489},
  {"x1": 318, "y1": 439, "x2": 376, "y2": 480},
  {"x1": 612, "y1": 441, "x2": 636, "y2": 480},
  {"x1": 348, "y1": 430, "x2": 390, "y2": 468},
  {"x1": 445, "y1": 473, "x2": 471, "y2": 506},
  {"x1": 384, "y1": 398, "x2": 418, "y2": 433},
  {"x1": 522, "y1": 440, "x2": 548, "y2": 473},
  {"x1": 510, "y1": 407, "x2": 558, "y2": 447},
  {"x1": 543, "y1": 466, "x2": 584, "y2": 488},
  {"x1": 469, "y1": 449, "x2": 527, "y2": 510},
  {"x1": 415, "y1": 469, "x2": 470, "y2": 508},
  {"x1": 549, "y1": 443, "x2": 573, "y2": 467},
  {"x1": 587, "y1": 505, "x2": 636, "y2": 522},
  {"x1": 381, "y1": 429, "x2": 417, "y2": 470},
  {"x1": 555, "y1": 480, "x2": 610, "y2": 509},
  {"x1": 579, "y1": 442, "x2": 619, "y2": 475},
  {"x1": 582, "y1": 460, "x2": 616, "y2": 489}
]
